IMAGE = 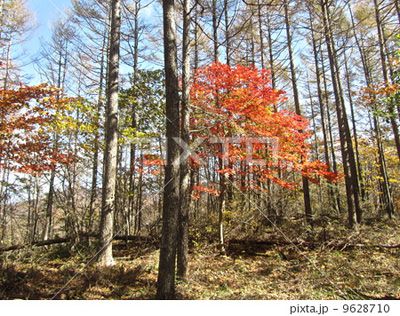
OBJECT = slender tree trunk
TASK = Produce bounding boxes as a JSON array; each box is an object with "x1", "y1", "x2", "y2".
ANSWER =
[
  {"x1": 224, "y1": 0, "x2": 230, "y2": 65},
  {"x1": 26, "y1": 177, "x2": 32, "y2": 243},
  {"x1": 257, "y1": 0, "x2": 265, "y2": 69},
  {"x1": 395, "y1": 0, "x2": 400, "y2": 24},
  {"x1": 157, "y1": 0, "x2": 181, "y2": 299},
  {"x1": 350, "y1": 3, "x2": 395, "y2": 215},
  {"x1": 128, "y1": 0, "x2": 140, "y2": 236},
  {"x1": 43, "y1": 48, "x2": 66, "y2": 241},
  {"x1": 32, "y1": 176, "x2": 40, "y2": 242},
  {"x1": 372, "y1": 113, "x2": 395, "y2": 218},
  {"x1": 320, "y1": 0, "x2": 361, "y2": 228},
  {"x1": 284, "y1": 0, "x2": 313, "y2": 225},
  {"x1": 320, "y1": 45, "x2": 342, "y2": 213},
  {"x1": 308, "y1": 10, "x2": 338, "y2": 213},
  {"x1": 212, "y1": 0, "x2": 219, "y2": 62},
  {"x1": 2, "y1": 39, "x2": 11, "y2": 90},
  {"x1": 343, "y1": 50, "x2": 365, "y2": 201},
  {"x1": 88, "y1": 28, "x2": 108, "y2": 236},
  {"x1": 308, "y1": 85, "x2": 319, "y2": 159},
  {"x1": 373, "y1": 0, "x2": 400, "y2": 162},
  {"x1": 177, "y1": 0, "x2": 191, "y2": 282},
  {"x1": 266, "y1": 11, "x2": 276, "y2": 90},
  {"x1": 135, "y1": 150, "x2": 143, "y2": 234},
  {"x1": 97, "y1": 0, "x2": 121, "y2": 267},
  {"x1": 0, "y1": 167, "x2": 9, "y2": 243},
  {"x1": 43, "y1": 167, "x2": 56, "y2": 241}
]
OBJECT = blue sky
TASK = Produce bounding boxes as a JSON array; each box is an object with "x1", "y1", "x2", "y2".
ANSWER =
[
  {"x1": 22, "y1": 0, "x2": 72, "y2": 83},
  {"x1": 27, "y1": 0, "x2": 71, "y2": 42},
  {"x1": 22, "y1": 0, "x2": 160, "y2": 84}
]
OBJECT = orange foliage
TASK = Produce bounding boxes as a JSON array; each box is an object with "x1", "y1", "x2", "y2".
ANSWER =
[
  {"x1": 190, "y1": 63, "x2": 339, "y2": 194},
  {"x1": 192, "y1": 185, "x2": 220, "y2": 200},
  {"x1": 0, "y1": 84, "x2": 73, "y2": 174}
]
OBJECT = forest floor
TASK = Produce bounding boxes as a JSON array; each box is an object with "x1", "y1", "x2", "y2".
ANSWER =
[{"x1": 1, "y1": 218, "x2": 399, "y2": 300}]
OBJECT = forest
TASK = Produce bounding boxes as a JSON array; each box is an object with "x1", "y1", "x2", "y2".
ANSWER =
[{"x1": 0, "y1": 0, "x2": 399, "y2": 300}]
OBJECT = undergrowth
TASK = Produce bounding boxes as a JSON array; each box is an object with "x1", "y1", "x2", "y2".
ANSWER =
[{"x1": 0, "y1": 219, "x2": 399, "y2": 300}]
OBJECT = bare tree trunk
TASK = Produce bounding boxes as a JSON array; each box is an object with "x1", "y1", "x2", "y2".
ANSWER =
[
  {"x1": 266, "y1": 11, "x2": 276, "y2": 89},
  {"x1": 97, "y1": 0, "x2": 121, "y2": 267},
  {"x1": 212, "y1": 0, "x2": 218, "y2": 62},
  {"x1": 320, "y1": 0, "x2": 361, "y2": 228},
  {"x1": 218, "y1": 165, "x2": 226, "y2": 253},
  {"x1": 320, "y1": 44, "x2": 342, "y2": 213},
  {"x1": 224, "y1": 0, "x2": 230, "y2": 65},
  {"x1": 395, "y1": 0, "x2": 400, "y2": 24},
  {"x1": 2, "y1": 39, "x2": 11, "y2": 90},
  {"x1": 157, "y1": 0, "x2": 181, "y2": 299},
  {"x1": 88, "y1": 28, "x2": 108, "y2": 237},
  {"x1": 343, "y1": 50, "x2": 365, "y2": 201},
  {"x1": 308, "y1": 8, "x2": 338, "y2": 213},
  {"x1": 0, "y1": 167, "x2": 9, "y2": 244},
  {"x1": 43, "y1": 48, "x2": 66, "y2": 241},
  {"x1": 177, "y1": 0, "x2": 191, "y2": 282},
  {"x1": 372, "y1": 114, "x2": 395, "y2": 218},
  {"x1": 135, "y1": 150, "x2": 143, "y2": 234},
  {"x1": 373, "y1": 0, "x2": 400, "y2": 162},
  {"x1": 349, "y1": 3, "x2": 395, "y2": 217},
  {"x1": 128, "y1": 0, "x2": 140, "y2": 237},
  {"x1": 194, "y1": 4, "x2": 199, "y2": 70},
  {"x1": 284, "y1": 0, "x2": 313, "y2": 225},
  {"x1": 257, "y1": 0, "x2": 265, "y2": 68},
  {"x1": 32, "y1": 176, "x2": 40, "y2": 242}
]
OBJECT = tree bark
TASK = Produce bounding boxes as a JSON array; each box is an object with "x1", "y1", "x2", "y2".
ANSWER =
[
  {"x1": 257, "y1": 0, "x2": 265, "y2": 69},
  {"x1": 373, "y1": 0, "x2": 400, "y2": 162},
  {"x1": 177, "y1": 0, "x2": 192, "y2": 282},
  {"x1": 157, "y1": 0, "x2": 181, "y2": 299},
  {"x1": 349, "y1": 3, "x2": 395, "y2": 217},
  {"x1": 88, "y1": 27, "x2": 108, "y2": 236},
  {"x1": 43, "y1": 45, "x2": 67, "y2": 241},
  {"x1": 308, "y1": 8, "x2": 339, "y2": 213},
  {"x1": 284, "y1": 0, "x2": 313, "y2": 226},
  {"x1": 320, "y1": 0, "x2": 361, "y2": 227},
  {"x1": 343, "y1": 50, "x2": 365, "y2": 201},
  {"x1": 97, "y1": 0, "x2": 121, "y2": 267},
  {"x1": 128, "y1": 0, "x2": 140, "y2": 236}
]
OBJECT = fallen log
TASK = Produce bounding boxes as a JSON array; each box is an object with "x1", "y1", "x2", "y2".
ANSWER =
[
  {"x1": 0, "y1": 237, "x2": 70, "y2": 252},
  {"x1": 0, "y1": 235, "x2": 156, "y2": 253},
  {"x1": 80, "y1": 232, "x2": 155, "y2": 243}
]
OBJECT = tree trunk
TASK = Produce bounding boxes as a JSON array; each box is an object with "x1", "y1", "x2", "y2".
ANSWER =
[
  {"x1": 343, "y1": 50, "x2": 365, "y2": 201},
  {"x1": 320, "y1": 43, "x2": 342, "y2": 213},
  {"x1": 177, "y1": 0, "x2": 191, "y2": 282},
  {"x1": 266, "y1": 11, "x2": 276, "y2": 90},
  {"x1": 373, "y1": 0, "x2": 400, "y2": 162},
  {"x1": 284, "y1": 0, "x2": 313, "y2": 225},
  {"x1": 128, "y1": 0, "x2": 140, "y2": 237},
  {"x1": 320, "y1": 0, "x2": 361, "y2": 228},
  {"x1": 224, "y1": 0, "x2": 230, "y2": 65},
  {"x1": 308, "y1": 9, "x2": 338, "y2": 213},
  {"x1": 349, "y1": 3, "x2": 395, "y2": 217},
  {"x1": 257, "y1": 0, "x2": 265, "y2": 69},
  {"x1": 157, "y1": 0, "x2": 181, "y2": 300},
  {"x1": 88, "y1": 28, "x2": 108, "y2": 237},
  {"x1": 212, "y1": 0, "x2": 218, "y2": 62},
  {"x1": 97, "y1": 0, "x2": 121, "y2": 267},
  {"x1": 43, "y1": 46, "x2": 67, "y2": 241},
  {"x1": 135, "y1": 151, "x2": 143, "y2": 234}
]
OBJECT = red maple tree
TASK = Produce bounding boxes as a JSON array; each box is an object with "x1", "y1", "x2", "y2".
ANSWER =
[{"x1": 189, "y1": 63, "x2": 337, "y2": 197}]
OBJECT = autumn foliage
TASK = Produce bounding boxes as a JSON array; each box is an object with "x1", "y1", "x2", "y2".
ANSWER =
[
  {"x1": 190, "y1": 63, "x2": 337, "y2": 196},
  {"x1": 0, "y1": 84, "x2": 73, "y2": 174}
]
